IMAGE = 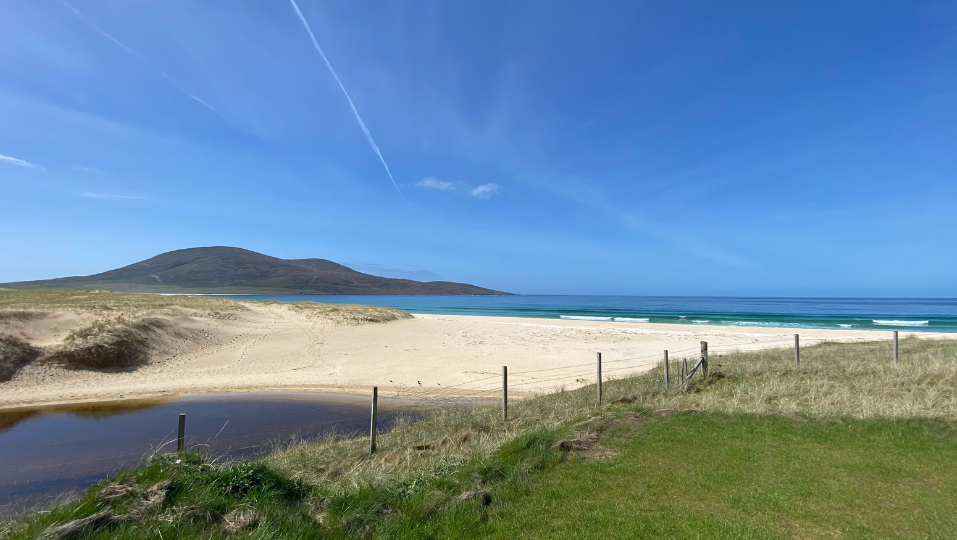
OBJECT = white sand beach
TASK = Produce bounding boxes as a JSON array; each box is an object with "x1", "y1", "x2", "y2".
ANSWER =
[{"x1": 3, "y1": 300, "x2": 948, "y2": 410}]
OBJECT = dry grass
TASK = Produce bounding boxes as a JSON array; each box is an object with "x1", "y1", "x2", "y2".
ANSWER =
[
  {"x1": 0, "y1": 289, "x2": 245, "y2": 315},
  {"x1": 270, "y1": 336, "x2": 957, "y2": 497},
  {"x1": 45, "y1": 317, "x2": 175, "y2": 370},
  {"x1": 0, "y1": 336, "x2": 40, "y2": 382},
  {"x1": 604, "y1": 336, "x2": 957, "y2": 418},
  {"x1": 279, "y1": 301, "x2": 411, "y2": 324},
  {"x1": 0, "y1": 289, "x2": 409, "y2": 375}
]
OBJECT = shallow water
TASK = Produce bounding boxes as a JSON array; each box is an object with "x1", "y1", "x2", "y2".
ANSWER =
[
  {"x1": 0, "y1": 392, "x2": 416, "y2": 516},
  {"x1": 220, "y1": 295, "x2": 957, "y2": 333}
]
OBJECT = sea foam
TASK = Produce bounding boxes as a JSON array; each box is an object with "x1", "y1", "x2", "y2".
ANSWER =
[
  {"x1": 873, "y1": 320, "x2": 929, "y2": 326},
  {"x1": 614, "y1": 317, "x2": 650, "y2": 323},
  {"x1": 560, "y1": 315, "x2": 613, "y2": 321}
]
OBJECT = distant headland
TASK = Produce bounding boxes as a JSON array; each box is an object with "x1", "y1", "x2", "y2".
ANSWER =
[{"x1": 0, "y1": 246, "x2": 509, "y2": 295}]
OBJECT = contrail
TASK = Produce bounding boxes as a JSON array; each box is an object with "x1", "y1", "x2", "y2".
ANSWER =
[
  {"x1": 60, "y1": 0, "x2": 221, "y2": 117},
  {"x1": 288, "y1": 0, "x2": 406, "y2": 201}
]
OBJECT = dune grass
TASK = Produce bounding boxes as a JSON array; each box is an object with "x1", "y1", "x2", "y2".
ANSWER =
[
  {"x1": 2, "y1": 336, "x2": 955, "y2": 539},
  {"x1": 0, "y1": 289, "x2": 409, "y2": 377}
]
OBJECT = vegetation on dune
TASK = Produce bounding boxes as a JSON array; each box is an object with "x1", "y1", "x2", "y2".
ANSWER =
[
  {"x1": 3, "y1": 337, "x2": 955, "y2": 539},
  {"x1": 281, "y1": 301, "x2": 412, "y2": 324},
  {"x1": 44, "y1": 317, "x2": 174, "y2": 370},
  {"x1": 0, "y1": 336, "x2": 40, "y2": 382},
  {"x1": 0, "y1": 289, "x2": 410, "y2": 377}
]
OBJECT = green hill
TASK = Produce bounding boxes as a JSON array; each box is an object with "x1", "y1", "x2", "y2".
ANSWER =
[{"x1": 1, "y1": 246, "x2": 508, "y2": 295}]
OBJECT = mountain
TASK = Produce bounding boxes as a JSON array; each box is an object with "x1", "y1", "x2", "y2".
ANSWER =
[{"x1": 1, "y1": 247, "x2": 509, "y2": 295}]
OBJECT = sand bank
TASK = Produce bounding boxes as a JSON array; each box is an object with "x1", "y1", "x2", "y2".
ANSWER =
[{"x1": 1, "y1": 304, "x2": 950, "y2": 409}]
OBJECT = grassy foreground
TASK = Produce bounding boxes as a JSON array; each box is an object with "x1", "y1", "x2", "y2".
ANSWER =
[{"x1": 2, "y1": 337, "x2": 956, "y2": 539}]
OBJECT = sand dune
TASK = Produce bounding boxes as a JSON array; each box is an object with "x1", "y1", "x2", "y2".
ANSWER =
[{"x1": 3, "y1": 297, "x2": 944, "y2": 409}]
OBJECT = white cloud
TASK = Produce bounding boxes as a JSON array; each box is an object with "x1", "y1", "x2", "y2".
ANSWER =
[
  {"x1": 76, "y1": 192, "x2": 152, "y2": 201},
  {"x1": 72, "y1": 164, "x2": 103, "y2": 173},
  {"x1": 470, "y1": 183, "x2": 499, "y2": 199},
  {"x1": 0, "y1": 154, "x2": 42, "y2": 169},
  {"x1": 416, "y1": 177, "x2": 453, "y2": 190}
]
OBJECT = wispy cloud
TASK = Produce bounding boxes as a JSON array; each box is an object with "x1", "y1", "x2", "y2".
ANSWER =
[
  {"x1": 76, "y1": 191, "x2": 153, "y2": 201},
  {"x1": 60, "y1": 0, "x2": 221, "y2": 117},
  {"x1": 0, "y1": 154, "x2": 43, "y2": 169},
  {"x1": 72, "y1": 164, "x2": 103, "y2": 173},
  {"x1": 288, "y1": 0, "x2": 406, "y2": 203},
  {"x1": 416, "y1": 177, "x2": 453, "y2": 190},
  {"x1": 470, "y1": 183, "x2": 499, "y2": 199}
]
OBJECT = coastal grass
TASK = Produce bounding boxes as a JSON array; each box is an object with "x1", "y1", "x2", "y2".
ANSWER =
[
  {"x1": 3, "y1": 337, "x2": 956, "y2": 539},
  {"x1": 0, "y1": 289, "x2": 409, "y2": 376},
  {"x1": 0, "y1": 289, "x2": 409, "y2": 325}
]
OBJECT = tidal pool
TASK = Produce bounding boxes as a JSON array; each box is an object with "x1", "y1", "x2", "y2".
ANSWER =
[{"x1": 0, "y1": 392, "x2": 418, "y2": 516}]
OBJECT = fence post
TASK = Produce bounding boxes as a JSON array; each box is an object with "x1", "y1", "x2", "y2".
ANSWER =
[
  {"x1": 502, "y1": 366, "x2": 508, "y2": 421},
  {"x1": 701, "y1": 341, "x2": 709, "y2": 380},
  {"x1": 663, "y1": 350, "x2": 670, "y2": 388},
  {"x1": 795, "y1": 334, "x2": 800, "y2": 367},
  {"x1": 681, "y1": 359, "x2": 687, "y2": 384},
  {"x1": 596, "y1": 352, "x2": 603, "y2": 404},
  {"x1": 177, "y1": 413, "x2": 186, "y2": 452},
  {"x1": 893, "y1": 331, "x2": 899, "y2": 364},
  {"x1": 370, "y1": 386, "x2": 378, "y2": 454}
]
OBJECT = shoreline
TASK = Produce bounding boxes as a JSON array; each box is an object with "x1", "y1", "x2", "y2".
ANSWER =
[{"x1": 2, "y1": 312, "x2": 953, "y2": 411}]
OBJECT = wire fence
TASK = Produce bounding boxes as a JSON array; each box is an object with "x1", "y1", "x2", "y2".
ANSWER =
[{"x1": 0, "y1": 331, "x2": 900, "y2": 513}]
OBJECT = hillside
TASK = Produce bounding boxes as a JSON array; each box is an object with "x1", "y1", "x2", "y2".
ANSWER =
[{"x1": 1, "y1": 247, "x2": 508, "y2": 295}]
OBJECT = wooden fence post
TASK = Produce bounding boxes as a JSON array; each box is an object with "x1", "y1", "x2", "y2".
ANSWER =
[
  {"x1": 370, "y1": 386, "x2": 378, "y2": 454},
  {"x1": 701, "y1": 341, "x2": 709, "y2": 380},
  {"x1": 596, "y1": 352, "x2": 603, "y2": 404},
  {"x1": 502, "y1": 366, "x2": 508, "y2": 421},
  {"x1": 795, "y1": 334, "x2": 800, "y2": 367},
  {"x1": 893, "y1": 331, "x2": 899, "y2": 364},
  {"x1": 177, "y1": 413, "x2": 186, "y2": 452},
  {"x1": 681, "y1": 359, "x2": 687, "y2": 384},
  {"x1": 663, "y1": 350, "x2": 670, "y2": 388}
]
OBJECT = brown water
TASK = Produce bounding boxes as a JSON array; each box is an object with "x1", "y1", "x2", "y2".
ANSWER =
[{"x1": 0, "y1": 392, "x2": 418, "y2": 516}]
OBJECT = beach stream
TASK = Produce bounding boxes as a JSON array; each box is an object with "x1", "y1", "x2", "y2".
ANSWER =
[{"x1": 0, "y1": 393, "x2": 417, "y2": 517}]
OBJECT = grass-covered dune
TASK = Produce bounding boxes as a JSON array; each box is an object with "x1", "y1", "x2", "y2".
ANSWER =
[
  {"x1": 0, "y1": 289, "x2": 410, "y2": 379},
  {"x1": 2, "y1": 337, "x2": 956, "y2": 539}
]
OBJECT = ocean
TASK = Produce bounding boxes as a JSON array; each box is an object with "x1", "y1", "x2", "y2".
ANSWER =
[{"x1": 219, "y1": 295, "x2": 957, "y2": 333}]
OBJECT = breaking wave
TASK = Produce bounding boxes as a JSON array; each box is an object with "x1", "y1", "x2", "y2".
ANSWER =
[
  {"x1": 873, "y1": 320, "x2": 929, "y2": 326},
  {"x1": 560, "y1": 315, "x2": 613, "y2": 321},
  {"x1": 613, "y1": 317, "x2": 650, "y2": 323}
]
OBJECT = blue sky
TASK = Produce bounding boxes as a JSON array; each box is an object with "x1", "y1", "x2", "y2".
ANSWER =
[{"x1": 1, "y1": 0, "x2": 955, "y2": 296}]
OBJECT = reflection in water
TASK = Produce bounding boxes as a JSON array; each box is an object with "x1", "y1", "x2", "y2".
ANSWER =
[
  {"x1": 0, "y1": 398, "x2": 176, "y2": 433},
  {"x1": 0, "y1": 393, "x2": 417, "y2": 517}
]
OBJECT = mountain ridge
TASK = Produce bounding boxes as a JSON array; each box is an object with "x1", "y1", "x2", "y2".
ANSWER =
[{"x1": 2, "y1": 247, "x2": 509, "y2": 295}]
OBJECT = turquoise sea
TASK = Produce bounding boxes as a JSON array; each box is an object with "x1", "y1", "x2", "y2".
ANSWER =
[{"x1": 220, "y1": 295, "x2": 957, "y2": 333}]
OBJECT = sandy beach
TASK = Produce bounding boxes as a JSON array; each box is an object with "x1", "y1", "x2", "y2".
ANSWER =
[{"x1": 3, "y1": 299, "x2": 948, "y2": 410}]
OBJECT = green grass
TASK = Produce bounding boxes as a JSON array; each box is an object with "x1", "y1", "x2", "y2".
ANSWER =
[
  {"x1": 3, "y1": 337, "x2": 956, "y2": 539},
  {"x1": 466, "y1": 413, "x2": 957, "y2": 540}
]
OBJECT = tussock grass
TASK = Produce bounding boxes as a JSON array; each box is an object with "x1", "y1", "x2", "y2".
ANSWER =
[
  {"x1": 45, "y1": 317, "x2": 173, "y2": 370},
  {"x1": 603, "y1": 336, "x2": 957, "y2": 419},
  {"x1": 271, "y1": 336, "x2": 957, "y2": 498},
  {"x1": 0, "y1": 337, "x2": 40, "y2": 382},
  {"x1": 281, "y1": 301, "x2": 411, "y2": 324}
]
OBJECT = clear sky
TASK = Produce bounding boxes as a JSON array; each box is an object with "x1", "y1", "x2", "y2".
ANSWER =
[{"x1": 1, "y1": 0, "x2": 955, "y2": 296}]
